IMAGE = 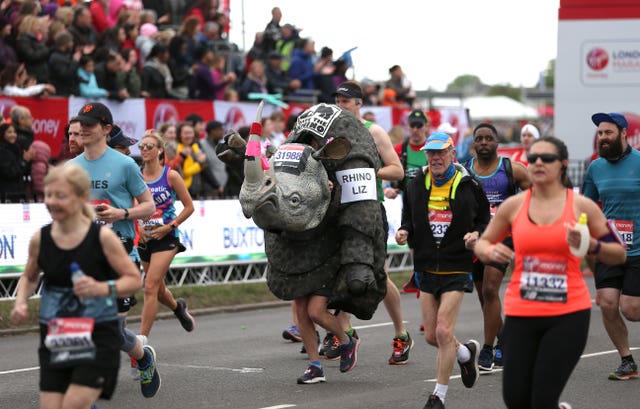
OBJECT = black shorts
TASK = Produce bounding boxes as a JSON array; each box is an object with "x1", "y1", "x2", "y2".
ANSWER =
[
  {"x1": 137, "y1": 234, "x2": 186, "y2": 263},
  {"x1": 471, "y1": 236, "x2": 513, "y2": 283},
  {"x1": 594, "y1": 255, "x2": 640, "y2": 296},
  {"x1": 414, "y1": 271, "x2": 474, "y2": 300},
  {"x1": 40, "y1": 363, "x2": 120, "y2": 399}
]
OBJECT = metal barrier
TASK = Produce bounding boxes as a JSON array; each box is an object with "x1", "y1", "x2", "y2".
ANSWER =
[{"x1": 0, "y1": 248, "x2": 413, "y2": 300}]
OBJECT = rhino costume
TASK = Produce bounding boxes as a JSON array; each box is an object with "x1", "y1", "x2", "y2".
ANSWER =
[{"x1": 218, "y1": 103, "x2": 387, "y2": 320}]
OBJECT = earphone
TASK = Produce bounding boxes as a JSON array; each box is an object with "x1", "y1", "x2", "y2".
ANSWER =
[{"x1": 355, "y1": 98, "x2": 360, "y2": 106}]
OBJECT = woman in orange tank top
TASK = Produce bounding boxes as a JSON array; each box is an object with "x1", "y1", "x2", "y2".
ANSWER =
[{"x1": 474, "y1": 136, "x2": 626, "y2": 409}]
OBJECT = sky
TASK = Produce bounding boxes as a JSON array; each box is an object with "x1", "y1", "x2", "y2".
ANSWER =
[{"x1": 227, "y1": 0, "x2": 561, "y2": 92}]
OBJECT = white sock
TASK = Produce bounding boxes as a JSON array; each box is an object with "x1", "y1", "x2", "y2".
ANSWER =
[
  {"x1": 456, "y1": 343, "x2": 471, "y2": 363},
  {"x1": 434, "y1": 383, "x2": 448, "y2": 403}
]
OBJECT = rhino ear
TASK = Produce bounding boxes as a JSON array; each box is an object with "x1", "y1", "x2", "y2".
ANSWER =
[{"x1": 313, "y1": 136, "x2": 351, "y2": 161}]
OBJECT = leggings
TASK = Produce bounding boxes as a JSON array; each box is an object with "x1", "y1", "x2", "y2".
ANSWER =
[{"x1": 501, "y1": 309, "x2": 590, "y2": 409}]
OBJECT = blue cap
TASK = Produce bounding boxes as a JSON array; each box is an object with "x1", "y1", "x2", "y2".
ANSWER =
[
  {"x1": 592, "y1": 112, "x2": 628, "y2": 129},
  {"x1": 421, "y1": 132, "x2": 455, "y2": 151}
]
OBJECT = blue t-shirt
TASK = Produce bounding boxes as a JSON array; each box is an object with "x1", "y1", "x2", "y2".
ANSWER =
[
  {"x1": 69, "y1": 147, "x2": 148, "y2": 242},
  {"x1": 582, "y1": 148, "x2": 640, "y2": 255}
]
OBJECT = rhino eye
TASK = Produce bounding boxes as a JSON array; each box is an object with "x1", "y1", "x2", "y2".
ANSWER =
[{"x1": 289, "y1": 194, "x2": 301, "y2": 206}]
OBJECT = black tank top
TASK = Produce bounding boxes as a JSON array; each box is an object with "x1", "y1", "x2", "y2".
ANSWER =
[{"x1": 38, "y1": 222, "x2": 117, "y2": 288}]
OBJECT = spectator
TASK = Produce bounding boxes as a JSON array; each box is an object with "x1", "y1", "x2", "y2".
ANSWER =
[
  {"x1": 136, "y1": 22, "x2": 157, "y2": 64},
  {"x1": 0, "y1": 16, "x2": 18, "y2": 72},
  {"x1": 89, "y1": 0, "x2": 110, "y2": 34},
  {"x1": 265, "y1": 50, "x2": 300, "y2": 95},
  {"x1": 238, "y1": 59, "x2": 267, "y2": 101},
  {"x1": 189, "y1": 46, "x2": 234, "y2": 100},
  {"x1": 175, "y1": 121, "x2": 206, "y2": 197},
  {"x1": 29, "y1": 139, "x2": 51, "y2": 202},
  {"x1": 185, "y1": 113, "x2": 206, "y2": 139},
  {"x1": 197, "y1": 21, "x2": 224, "y2": 51},
  {"x1": 185, "y1": 0, "x2": 215, "y2": 28},
  {"x1": 77, "y1": 54, "x2": 108, "y2": 98},
  {"x1": 269, "y1": 111, "x2": 287, "y2": 148},
  {"x1": 244, "y1": 31, "x2": 266, "y2": 75},
  {"x1": 96, "y1": 24, "x2": 126, "y2": 56},
  {"x1": 120, "y1": 47, "x2": 142, "y2": 97},
  {"x1": 287, "y1": 38, "x2": 315, "y2": 91},
  {"x1": 262, "y1": 6, "x2": 282, "y2": 54},
  {"x1": 171, "y1": 15, "x2": 201, "y2": 67},
  {"x1": 142, "y1": 0, "x2": 172, "y2": 28},
  {"x1": 15, "y1": 15, "x2": 50, "y2": 83},
  {"x1": 314, "y1": 46, "x2": 335, "y2": 103},
  {"x1": 275, "y1": 23, "x2": 298, "y2": 72},
  {"x1": 167, "y1": 34, "x2": 191, "y2": 99},
  {"x1": 68, "y1": 5, "x2": 97, "y2": 49},
  {"x1": 141, "y1": 42, "x2": 177, "y2": 99},
  {"x1": 95, "y1": 51, "x2": 130, "y2": 101},
  {"x1": 218, "y1": 124, "x2": 248, "y2": 198},
  {"x1": 120, "y1": 22, "x2": 140, "y2": 60},
  {"x1": 199, "y1": 120, "x2": 227, "y2": 198},
  {"x1": 361, "y1": 77, "x2": 380, "y2": 106},
  {"x1": 56, "y1": 118, "x2": 83, "y2": 164},
  {"x1": 158, "y1": 122, "x2": 182, "y2": 170},
  {"x1": 332, "y1": 59, "x2": 349, "y2": 91},
  {"x1": 385, "y1": 64, "x2": 414, "y2": 106},
  {"x1": 0, "y1": 62, "x2": 56, "y2": 97},
  {"x1": 210, "y1": 54, "x2": 232, "y2": 101},
  {"x1": 48, "y1": 30, "x2": 81, "y2": 96},
  {"x1": 0, "y1": 122, "x2": 27, "y2": 203},
  {"x1": 10, "y1": 105, "x2": 35, "y2": 151}
]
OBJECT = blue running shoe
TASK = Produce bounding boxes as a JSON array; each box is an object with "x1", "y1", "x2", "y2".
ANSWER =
[
  {"x1": 478, "y1": 344, "x2": 494, "y2": 372},
  {"x1": 282, "y1": 325, "x2": 302, "y2": 342},
  {"x1": 137, "y1": 345, "x2": 161, "y2": 398}
]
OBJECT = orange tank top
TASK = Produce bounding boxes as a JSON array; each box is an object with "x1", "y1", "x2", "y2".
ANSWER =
[{"x1": 504, "y1": 188, "x2": 592, "y2": 317}]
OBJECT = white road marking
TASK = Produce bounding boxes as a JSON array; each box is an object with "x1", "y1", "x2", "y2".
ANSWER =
[
  {"x1": 0, "y1": 366, "x2": 39, "y2": 375},
  {"x1": 424, "y1": 347, "x2": 640, "y2": 383},
  {"x1": 259, "y1": 405, "x2": 296, "y2": 409},
  {"x1": 353, "y1": 321, "x2": 408, "y2": 330},
  {"x1": 161, "y1": 363, "x2": 264, "y2": 373}
]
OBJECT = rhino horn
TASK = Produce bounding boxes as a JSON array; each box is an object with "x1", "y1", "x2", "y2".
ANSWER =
[{"x1": 240, "y1": 101, "x2": 272, "y2": 217}]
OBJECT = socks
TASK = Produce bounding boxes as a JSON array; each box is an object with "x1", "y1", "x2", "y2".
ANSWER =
[
  {"x1": 345, "y1": 327, "x2": 355, "y2": 337},
  {"x1": 434, "y1": 383, "x2": 448, "y2": 403},
  {"x1": 396, "y1": 331, "x2": 409, "y2": 341},
  {"x1": 456, "y1": 343, "x2": 471, "y2": 363},
  {"x1": 622, "y1": 355, "x2": 635, "y2": 364},
  {"x1": 310, "y1": 360, "x2": 322, "y2": 368},
  {"x1": 137, "y1": 348, "x2": 150, "y2": 368}
]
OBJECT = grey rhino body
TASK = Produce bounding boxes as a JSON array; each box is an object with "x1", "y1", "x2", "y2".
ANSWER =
[{"x1": 238, "y1": 104, "x2": 387, "y2": 320}]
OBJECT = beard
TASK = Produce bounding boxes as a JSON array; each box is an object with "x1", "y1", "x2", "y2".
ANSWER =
[
  {"x1": 475, "y1": 148, "x2": 495, "y2": 161},
  {"x1": 598, "y1": 134, "x2": 624, "y2": 159}
]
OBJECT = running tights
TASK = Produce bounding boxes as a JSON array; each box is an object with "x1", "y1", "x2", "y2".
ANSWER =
[{"x1": 501, "y1": 309, "x2": 590, "y2": 409}]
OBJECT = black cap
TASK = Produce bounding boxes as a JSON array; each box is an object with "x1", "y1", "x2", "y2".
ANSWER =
[
  {"x1": 107, "y1": 125, "x2": 136, "y2": 147},
  {"x1": 332, "y1": 82, "x2": 364, "y2": 99},
  {"x1": 76, "y1": 102, "x2": 113, "y2": 126},
  {"x1": 206, "y1": 120, "x2": 223, "y2": 132},
  {"x1": 408, "y1": 109, "x2": 428, "y2": 125},
  {"x1": 268, "y1": 50, "x2": 283, "y2": 59}
]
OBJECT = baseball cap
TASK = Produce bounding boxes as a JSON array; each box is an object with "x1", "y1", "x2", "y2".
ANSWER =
[
  {"x1": 421, "y1": 132, "x2": 455, "y2": 151},
  {"x1": 332, "y1": 82, "x2": 364, "y2": 99},
  {"x1": 408, "y1": 109, "x2": 428, "y2": 125},
  {"x1": 107, "y1": 125, "x2": 136, "y2": 147},
  {"x1": 437, "y1": 122, "x2": 458, "y2": 135},
  {"x1": 268, "y1": 50, "x2": 283, "y2": 60},
  {"x1": 592, "y1": 112, "x2": 628, "y2": 129},
  {"x1": 76, "y1": 102, "x2": 113, "y2": 126}
]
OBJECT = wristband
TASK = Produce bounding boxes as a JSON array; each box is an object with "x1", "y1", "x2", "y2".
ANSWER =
[
  {"x1": 123, "y1": 208, "x2": 129, "y2": 220},
  {"x1": 171, "y1": 220, "x2": 179, "y2": 230},
  {"x1": 588, "y1": 240, "x2": 602, "y2": 255},
  {"x1": 106, "y1": 280, "x2": 116, "y2": 307}
]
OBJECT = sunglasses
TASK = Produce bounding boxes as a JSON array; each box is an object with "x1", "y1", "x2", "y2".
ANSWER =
[
  {"x1": 527, "y1": 153, "x2": 560, "y2": 163},
  {"x1": 138, "y1": 143, "x2": 157, "y2": 150},
  {"x1": 409, "y1": 122, "x2": 424, "y2": 129}
]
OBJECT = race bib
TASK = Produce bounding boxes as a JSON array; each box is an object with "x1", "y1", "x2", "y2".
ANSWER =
[
  {"x1": 273, "y1": 144, "x2": 310, "y2": 175},
  {"x1": 336, "y1": 168, "x2": 377, "y2": 204},
  {"x1": 90, "y1": 199, "x2": 112, "y2": 228},
  {"x1": 429, "y1": 208, "x2": 452, "y2": 243},
  {"x1": 612, "y1": 220, "x2": 633, "y2": 250},
  {"x1": 139, "y1": 209, "x2": 164, "y2": 229},
  {"x1": 520, "y1": 256, "x2": 568, "y2": 303},
  {"x1": 44, "y1": 317, "x2": 96, "y2": 367}
]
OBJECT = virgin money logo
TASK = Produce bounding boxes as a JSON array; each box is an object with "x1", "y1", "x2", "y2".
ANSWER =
[{"x1": 586, "y1": 48, "x2": 609, "y2": 71}]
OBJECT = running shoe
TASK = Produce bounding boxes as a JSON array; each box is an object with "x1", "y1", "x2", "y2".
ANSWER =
[
  {"x1": 493, "y1": 345, "x2": 504, "y2": 368},
  {"x1": 423, "y1": 394, "x2": 445, "y2": 409},
  {"x1": 608, "y1": 360, "x2": 639, "y2": 380},
  {"x1": 559, "y1": 403, "x2": 572, "y2": 409},
  {"x1": 339, "y1": 335, "x2": 359, "y2": 373},
  {"x1": 478, "y1": 344, "x2": 494, "y2": 372},
  {"x1": 174, "y1": 298, "x2": 195, "y2": 332},
  {"x1": 137, "y1": 345, "x2": 161, "y2": 398},
  {"x1": 319, "y1": 332, "x2": 333, "y2": 356},
  {"x1": 324, "y1": 334, "x2": 341, "y2": 361},
  {"x1": 130, "y1": 355, "x2": 139, "y2": 380},
  {"x1": 296, "y1": 364, "x2": 326, "y2": 384},
  {"x1": 388, "y1": 332, "x2": 414, "y2": 365},
  {"x1": 458, "y1": 339, "x2": 480, "y2": 388},
  {"x1": 282, "y1": 324, "x2": 303, "y2": 342}
]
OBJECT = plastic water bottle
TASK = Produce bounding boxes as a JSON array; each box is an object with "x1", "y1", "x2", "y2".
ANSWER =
[
  {"x1": 70, "y1": 262, "x2": 95, "y2": 306},
  {"x1": 570, "y1": 213, "x2": 590, "y2": 257}
]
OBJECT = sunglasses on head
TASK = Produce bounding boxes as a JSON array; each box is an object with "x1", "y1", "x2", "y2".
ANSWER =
[
  {"x1": 138, "y1": 143, "x2": 156, "y2": 150},
  {"x1": 527, "y1": 153, "x2": 560, "y2": 163},
  {"x1": 409, "y1": 122, "x2": 424, "y2": 129}
]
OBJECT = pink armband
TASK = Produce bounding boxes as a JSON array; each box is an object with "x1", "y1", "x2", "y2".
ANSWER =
[{"x1": 246, "y1": 140, "x2": 261, "y2": 156}]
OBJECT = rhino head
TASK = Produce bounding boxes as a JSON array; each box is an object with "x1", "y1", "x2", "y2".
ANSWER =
[{"x1": 240, "y1": 126, "x2": 350, "y2": 232}]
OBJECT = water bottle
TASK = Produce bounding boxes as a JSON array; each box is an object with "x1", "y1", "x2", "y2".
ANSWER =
[
  {"x1": 570, "y1": 213, "x2": 590, "y2": 257},
  {"x1": 70, "y1": 262, "x2": 95, "y2": 306}
]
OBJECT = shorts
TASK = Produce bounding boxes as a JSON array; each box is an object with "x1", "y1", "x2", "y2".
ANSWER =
[
  {"x1": 471, "y1": 237, "x2": 513, "y2": 283},
  {"x1": 137, "y1": 234, "x2": 186, "y2": 263},
  {"x1": 594, "y1": 255, "x2": 640, "y2": 296},
  {"x1": 40, "y1": 363, "x2": 120, "y2": 399},
  {"x1": 414, "y1": 271, "x2": 474, "y2": 300}
]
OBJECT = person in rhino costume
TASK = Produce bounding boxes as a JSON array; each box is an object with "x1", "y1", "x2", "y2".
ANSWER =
[{"x1": 217, "y1": 102, "x2": 387, "y2": 383}]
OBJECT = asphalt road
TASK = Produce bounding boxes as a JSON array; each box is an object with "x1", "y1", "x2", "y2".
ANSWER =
[{"x1": 1, "y1": 277, "x2": 639, "y2": 409}]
